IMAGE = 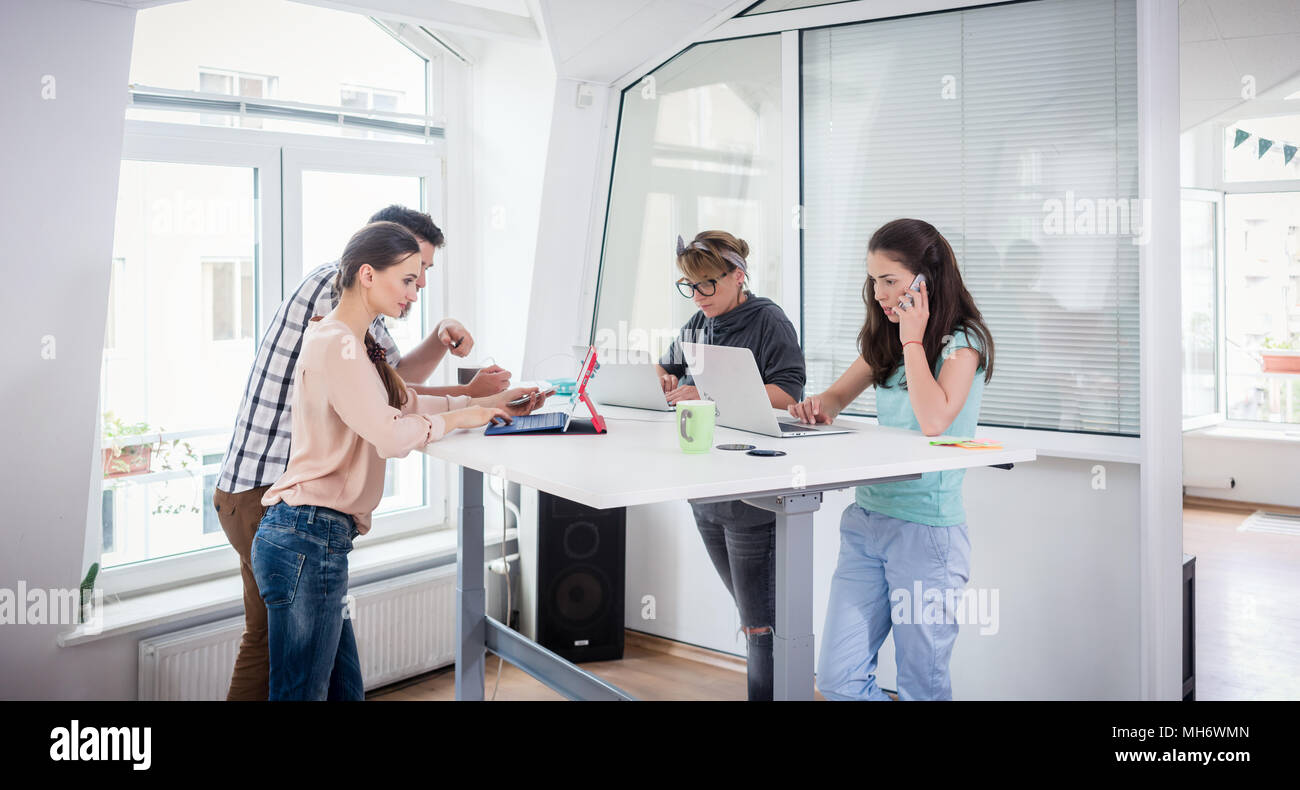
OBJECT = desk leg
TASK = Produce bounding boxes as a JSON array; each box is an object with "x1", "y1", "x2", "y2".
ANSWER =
[
  {"x1": 741, "y1": 491, "x2": 821, "y2": 701},
  {"x1": 455, "y1": 465, "x2": 485, "y2": 700}
]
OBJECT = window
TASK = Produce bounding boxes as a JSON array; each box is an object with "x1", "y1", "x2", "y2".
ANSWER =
[
  {"x1": 101, "y1": 488, "x2": 115, "y2": 553},
  {"x1": 1224, "y1": 192, "x2": 1300, "y2": 424},
  {"x1": 298, "y1": 168, "x2": 429, "y2": 518},
  {"x1": 201, "y1": 453, "x2": 224, "y2": 535},
  {"x1": 102, "y1": 159, "x2": 259, "y2": 568},
  {"x1": 1181, "y1": 192, "x2": 1222, "y2": 425},
  {"x1": 104, "y1": 257, "x2": 125, "y2": 351},
  {"x1": 198, "y1": 68, "x2": 276, "y2": 129},
  {"x1": 341, "y1": 84, "x2": 402, "y2": 112},
  {"x1": 128, "y1": 0, "x2": 438, "y2": 139},
  {"x1": 101, "y1": 0, "x2": 454, "y2": 594},
  {"x1": 593, "y1": 35, "x2": 785, "y2": 358},
  {"x1": 801, "y1": 0, "x2": 1139, "y2": 435},
  {"x1": 201, "y1": 258, "x2": 255, "y2": 342},
  {"x1": 340, "y1": 84, "x2": 404, "y2": 139}
]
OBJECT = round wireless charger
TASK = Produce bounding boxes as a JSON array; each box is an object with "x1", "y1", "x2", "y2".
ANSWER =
[{"x1": 746, "y1": 449, "x2": 787, "y2": 457}]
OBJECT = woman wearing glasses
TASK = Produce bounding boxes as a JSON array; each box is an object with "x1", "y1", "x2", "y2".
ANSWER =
[{"x1": 656, "y1": 230, "x2": 805, "y2": 701}]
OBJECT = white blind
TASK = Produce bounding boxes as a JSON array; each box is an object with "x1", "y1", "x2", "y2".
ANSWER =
[{"x1": 802, "y1": 0, "x2": 1139, "y2": 435}]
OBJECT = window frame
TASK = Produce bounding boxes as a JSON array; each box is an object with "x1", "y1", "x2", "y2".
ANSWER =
[
  {"x1": 98, "y1": 119, "x2": 452, "y2": 598},
  {"x1": 200, "y1": 256, "x2": 256, "y2": 344},
  {"x1": 1220, "y1": 184, "x2": 1300, "y2": 429},
  {"x1": 589, "y1": 0, "x2": 1150, "y2": 461},
  {"x1": 1181, "y1": 187, "x2": 1227, "y2": 432}
]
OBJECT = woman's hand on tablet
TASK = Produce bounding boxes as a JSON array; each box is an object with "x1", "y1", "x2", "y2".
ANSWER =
[{"x1": 448, "y1": 406, "x2": 513, "y2": 431}]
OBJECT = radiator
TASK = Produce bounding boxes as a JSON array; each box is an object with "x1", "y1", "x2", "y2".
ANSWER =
[{"x1": 138, "y1": 564, "x2": 461, "y2": 700}]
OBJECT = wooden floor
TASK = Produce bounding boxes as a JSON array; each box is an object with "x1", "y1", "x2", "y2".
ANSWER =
[
  {"x1": 1183, "y1": 501, "x2": 1300, "y2": 701},
  {"x1": 370, "y1": 630, "x2": 836, "y2": 701},
  {"x1": 371, "y1": 500, "x2": 1299, "y2": 701}
]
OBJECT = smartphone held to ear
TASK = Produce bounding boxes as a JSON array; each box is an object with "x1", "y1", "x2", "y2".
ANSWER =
[{"x1": 899, "y1": 273, "x2": 927, "y2": 309}]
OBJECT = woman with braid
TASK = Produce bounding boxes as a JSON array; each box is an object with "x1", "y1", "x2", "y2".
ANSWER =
[{"x1": 254, "y1": 221, "x2": 548, "y2": 700}]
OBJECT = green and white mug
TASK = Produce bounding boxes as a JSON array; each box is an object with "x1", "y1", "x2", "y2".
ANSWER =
[{"x1": 675, "y1": 400, "x2": 715, "y2": 454}]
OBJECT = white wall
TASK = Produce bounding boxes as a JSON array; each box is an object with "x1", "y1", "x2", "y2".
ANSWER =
[
  {"x1": 465, "y1": 38, "x2": 556, "y2": 380},
  {"x1": 1184, "y1": 429, "x2": 1300, "y2": 508},
  {"x1": 0, "y1": 0, "x2": 137, "y2": 699},
  {"x1": 624, "y1": 457, "x2": 1143, "y2": 699},
  {"x1": 521, "y1": 77, "x2": 618, "y2": 383}
]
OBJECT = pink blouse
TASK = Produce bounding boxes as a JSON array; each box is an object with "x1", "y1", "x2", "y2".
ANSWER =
[{"x1": 262, "y1": 317, "x2": 470, "y2": 534}]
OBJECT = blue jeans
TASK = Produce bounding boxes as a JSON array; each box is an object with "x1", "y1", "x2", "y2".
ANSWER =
[
  {"x1": 817, "y1": 504, "x2": 971, "y2": 701},
  {"x1": 251, "y1": 501, "x2": 364, "y2": 701},
  {"x1": 691, "y1": 500, "x2": 775, "y2": 701}
]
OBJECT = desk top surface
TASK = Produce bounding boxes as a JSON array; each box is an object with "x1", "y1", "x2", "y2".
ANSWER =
[{"x1": 420, "y1": 405, "x2": 1036, "y2": 510}]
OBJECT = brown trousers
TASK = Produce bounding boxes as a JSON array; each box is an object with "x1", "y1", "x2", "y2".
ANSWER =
[{"x1": 212, "y1": 485, "x2": 272, "y2": 701}]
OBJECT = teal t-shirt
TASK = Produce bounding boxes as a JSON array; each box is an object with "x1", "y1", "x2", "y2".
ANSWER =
[{"x1": 855, "y1": 327, "x2": 987, "y2": 527}]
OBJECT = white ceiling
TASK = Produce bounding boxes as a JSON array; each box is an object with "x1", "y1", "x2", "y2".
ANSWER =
[
  {"x1": 1181, "y1": 0, "x2": 1300, "y2": 131},
  {"x1": 533, "y1": 0, "x2": 746, "y2": 84},
  {"x1": 101, "y1": 0, "x2": 1297, "y2": 110}
]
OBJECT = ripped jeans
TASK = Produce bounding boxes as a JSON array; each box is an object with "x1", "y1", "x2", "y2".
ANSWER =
[{"x1": 691, "y1": 500, "x2": 776, "y2": 701}]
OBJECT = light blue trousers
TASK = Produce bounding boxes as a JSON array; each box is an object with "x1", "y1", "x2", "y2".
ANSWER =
[{"x1": 817, "y1": 504, "x2": 971, "y2": 701}]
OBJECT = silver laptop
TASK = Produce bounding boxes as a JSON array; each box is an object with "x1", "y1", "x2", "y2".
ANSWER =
[
  {"x1": 681, "y1": 342, "x2": 851, "y2": 438},
  {"x1": 569, "y1": 345, "x2": 673, "y2": 411}
]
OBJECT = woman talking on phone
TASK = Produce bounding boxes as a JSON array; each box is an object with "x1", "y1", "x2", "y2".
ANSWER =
[
  {"x1": 254, "y1": 221, "x2": 548, "y2": 701},
  {"x1": 788, "y1": 218, "x2": 994, "y2": 701}
]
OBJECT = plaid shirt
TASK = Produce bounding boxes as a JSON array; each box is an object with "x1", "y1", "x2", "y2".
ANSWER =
[{"x1": 217, "y1": 261, "x2": 402, "y2": 493}]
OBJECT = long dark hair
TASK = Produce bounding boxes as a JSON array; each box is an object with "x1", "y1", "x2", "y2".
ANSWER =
[
  {"x1": 333, "y1": 221, "x2": 420, "y2": 409},
  {"x1": 858, "y1": 218, "x2": 994, "y2": 389}
]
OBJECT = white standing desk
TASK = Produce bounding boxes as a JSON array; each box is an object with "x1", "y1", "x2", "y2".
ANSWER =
[{"x1": 421, "y1": 405, "x2": 1036, "y2": 701}]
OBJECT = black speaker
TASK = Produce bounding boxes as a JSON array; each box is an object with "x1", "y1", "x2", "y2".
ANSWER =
[{"x1": 519, "y1": 489, "x2": 625, "y2": 663}]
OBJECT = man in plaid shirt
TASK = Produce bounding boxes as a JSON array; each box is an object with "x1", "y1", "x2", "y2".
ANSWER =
[{"x1": 212, "y1": 205, "x2": 509, "y2": 701}]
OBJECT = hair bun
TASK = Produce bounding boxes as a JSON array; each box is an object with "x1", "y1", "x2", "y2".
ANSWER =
[{"x1": 736, "y1": 239, "x2": 750, "y2": 259}]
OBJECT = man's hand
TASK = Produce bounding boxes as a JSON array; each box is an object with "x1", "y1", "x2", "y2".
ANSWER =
[
  {"x1": 465, "y1": 365, "x2": 511, "y2": 397},
  {"x1": 665, "y1": 384, "x2": 700, "y2": 405},
  {"x1": 437, "y1": 319, "x2": 473, "y2": 357},
  {"x1": 659, "y1": 373, "x2": 679, "y2": 393}
]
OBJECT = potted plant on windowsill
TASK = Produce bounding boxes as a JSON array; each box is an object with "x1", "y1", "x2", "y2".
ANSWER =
[
  {"x1": 1260, "y1": 334, "x2": 1300, "y2": 373},
  {"x1": 102, "y1": 411, "x2": 158, "y2": 478}
]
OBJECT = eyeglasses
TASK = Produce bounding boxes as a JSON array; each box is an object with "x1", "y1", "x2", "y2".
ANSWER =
[{"x1": 676, "y1": 277, "x2": 718, "y2": 298}]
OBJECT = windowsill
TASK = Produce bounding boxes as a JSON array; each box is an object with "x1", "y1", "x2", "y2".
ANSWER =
[
  {"x1": 1187, "y1": 423, "x2": 1300, "y2": 443},
  {"x1": 834, "y1": 414, "x2": 1141, "y2": 463},
  {"x1": 58, "y1": 526, "x2": 516, "y2": 647}
]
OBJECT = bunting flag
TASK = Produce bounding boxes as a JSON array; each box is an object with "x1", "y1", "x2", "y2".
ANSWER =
[{"x1": 1231, "y1": 127, "x2": 1300, "y2": 168}]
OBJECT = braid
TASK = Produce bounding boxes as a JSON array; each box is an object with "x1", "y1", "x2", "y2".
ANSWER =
[{"x1": 365, "y1": 332, "x2": 408, "y2": 409}]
